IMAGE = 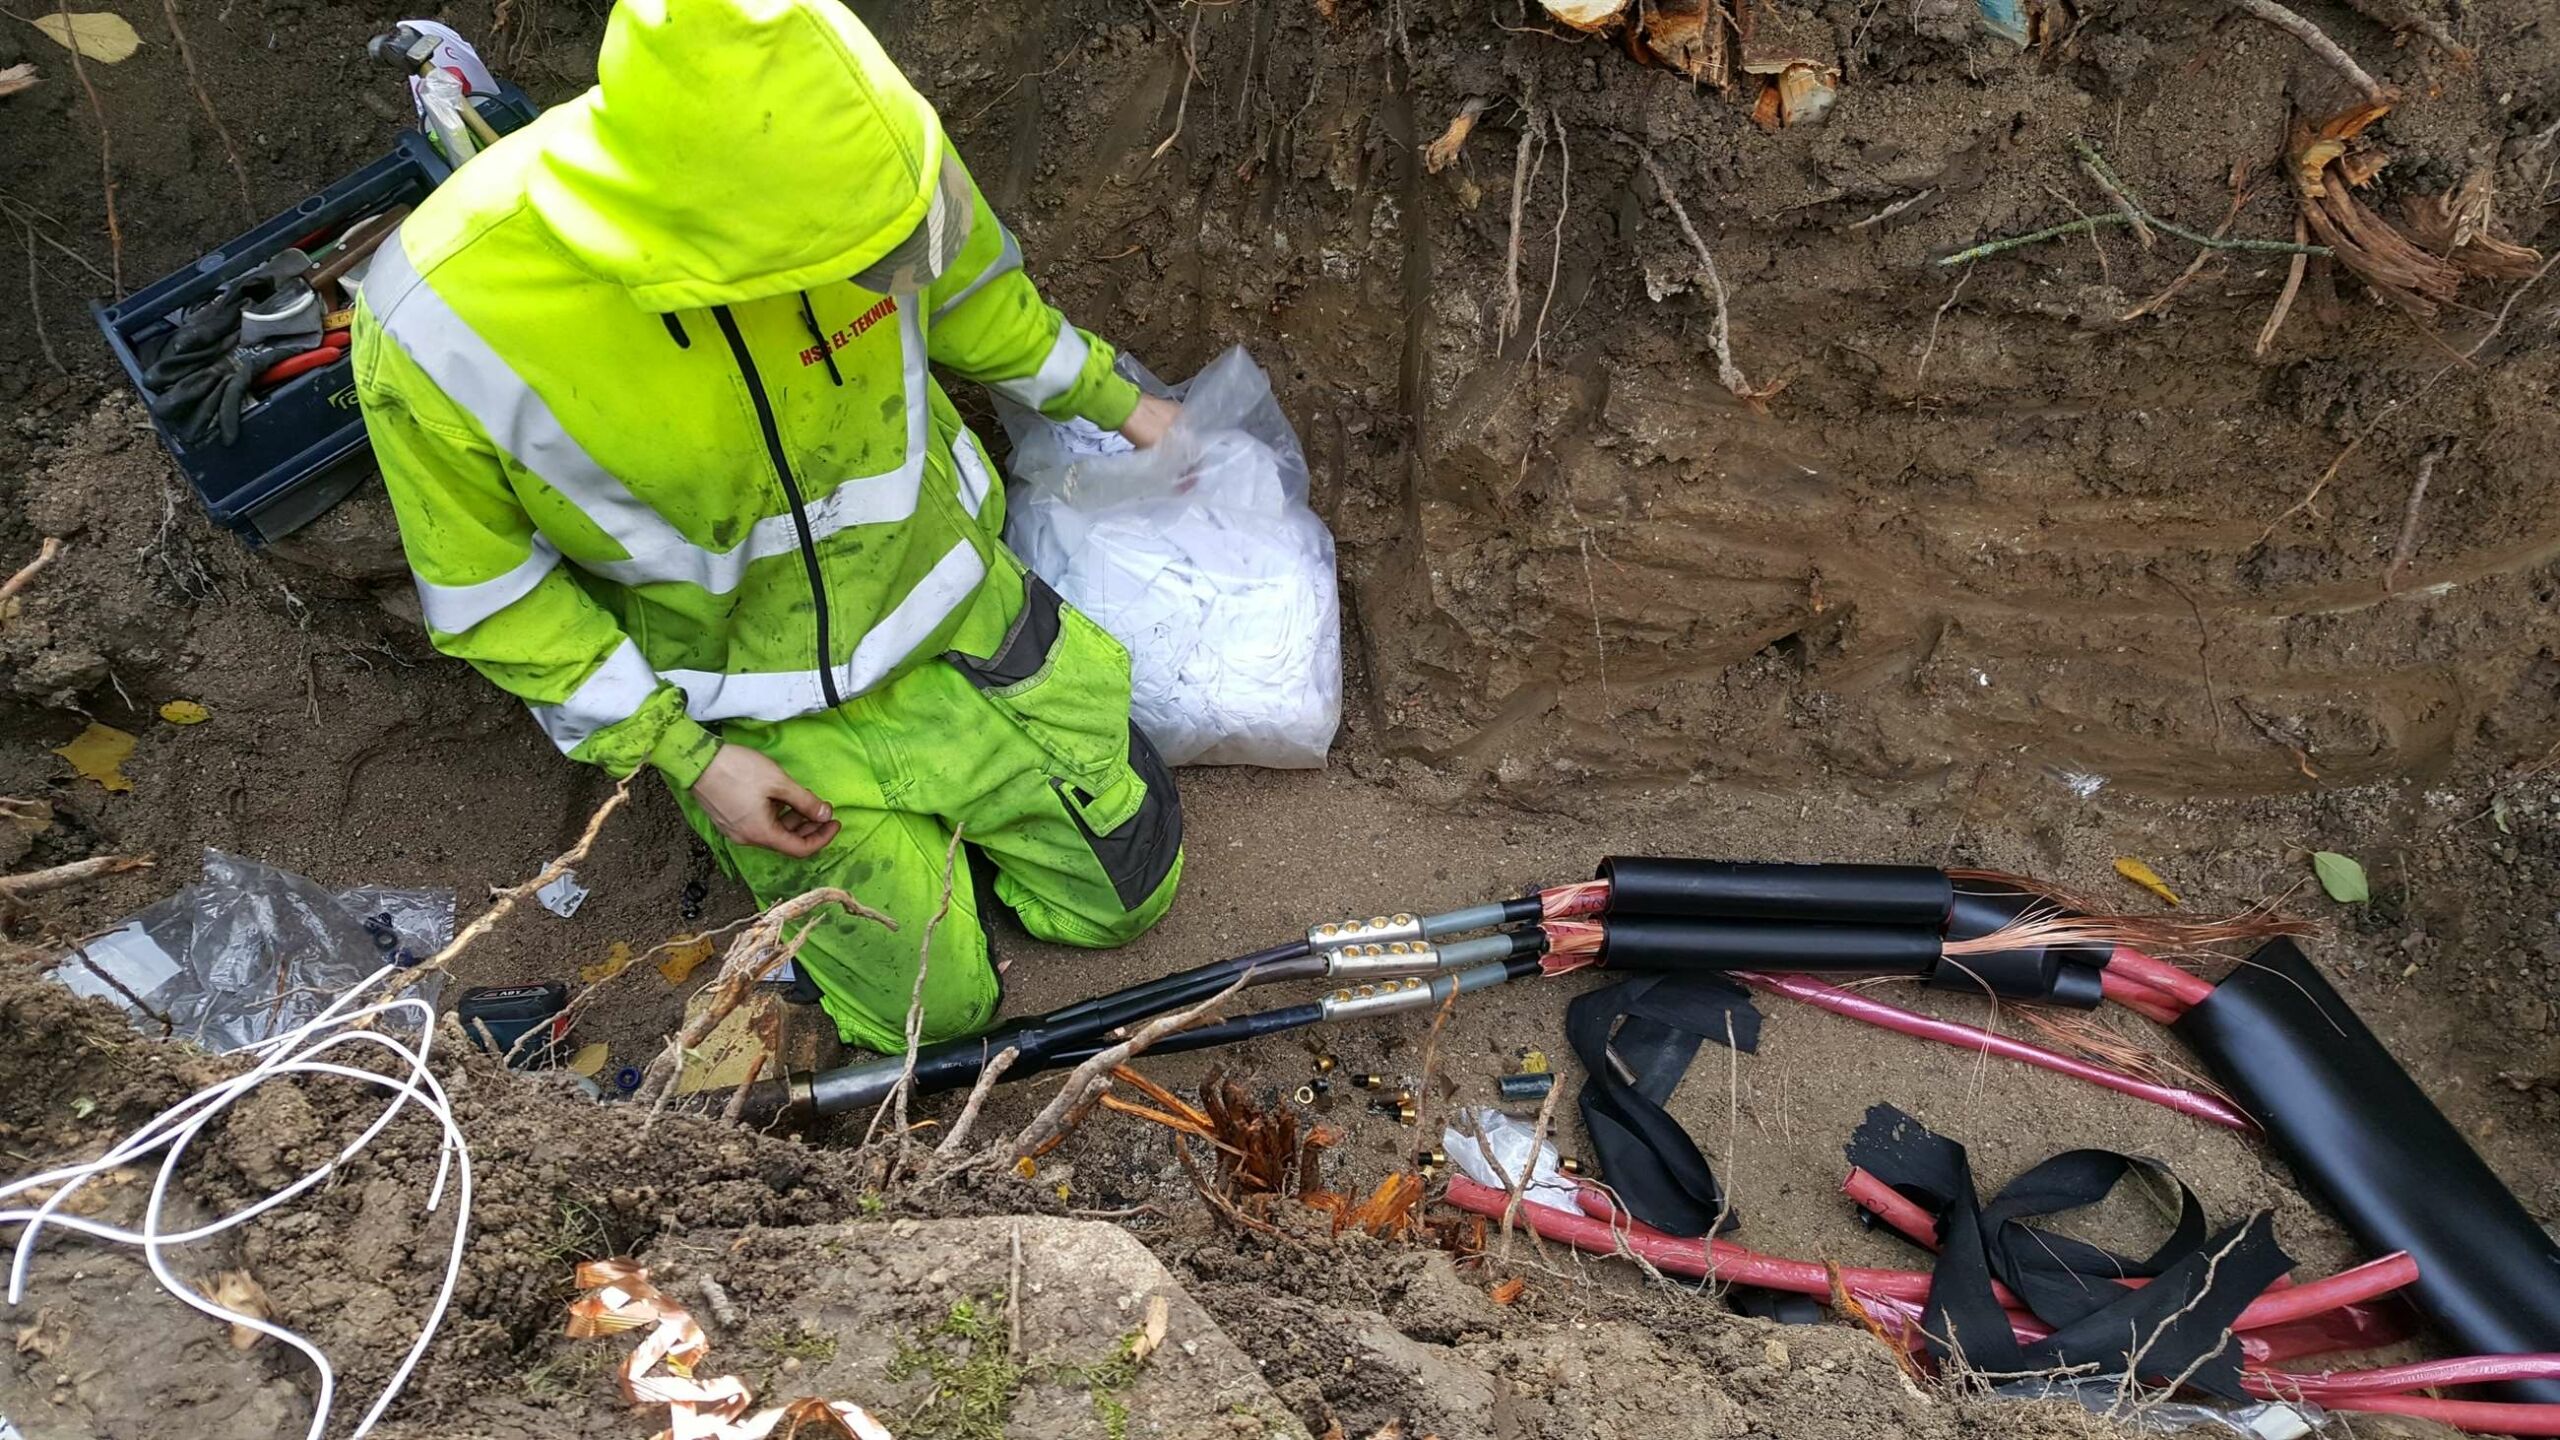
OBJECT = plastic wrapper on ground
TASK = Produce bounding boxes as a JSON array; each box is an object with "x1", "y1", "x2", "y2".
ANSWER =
[{"x1": 48, "y1": 849, "x2": 454, "y2": 1053}]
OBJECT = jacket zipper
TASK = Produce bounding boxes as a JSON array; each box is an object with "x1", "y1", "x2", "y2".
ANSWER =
[{"x1": 712, "y1": 305, "x2": 843, "y2": 709}]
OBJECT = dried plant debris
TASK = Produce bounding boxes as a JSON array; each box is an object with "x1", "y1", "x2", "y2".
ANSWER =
[
  {"x1": 2400, "y1": 170, "x2": 2545, "y2": 280},
  {"x1": 2288, "y1": 103, "x2": 2466, "y2": 319},
  {"x1": 1537, "y1": 0, "x2": 1629, "y2": 32}
]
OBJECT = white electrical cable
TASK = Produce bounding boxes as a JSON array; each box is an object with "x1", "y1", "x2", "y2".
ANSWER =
[{"x1": 0, "y1": 966, "x2": 472, "y2": 1440}]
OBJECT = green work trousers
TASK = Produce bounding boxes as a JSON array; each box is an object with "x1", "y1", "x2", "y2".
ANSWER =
[{"x1": 673, "y1": 560, "x2": 1184, "y2": 1052}]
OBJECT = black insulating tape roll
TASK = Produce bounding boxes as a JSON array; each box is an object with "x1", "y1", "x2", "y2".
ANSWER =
[
  {"x1": 1601, "y1": 915, "x2": 1944, "y2": 973},
  {"x1": 2175, "y1": 938, "x2": 2560, "y2": 1403},
  {"x1": 1599, "y1": 857, "x2": 1953, "y2": 928}
]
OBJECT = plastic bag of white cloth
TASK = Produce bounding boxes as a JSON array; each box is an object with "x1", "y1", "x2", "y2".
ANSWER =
[{"x1": 996, "y1": 346, "x2": 1341, "y2": 768}]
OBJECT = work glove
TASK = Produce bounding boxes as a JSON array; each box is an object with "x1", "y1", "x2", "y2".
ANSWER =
[
  {"x1": 147, "y1": 338, "x2": 325, "y2": 447},
  {"x1": 142, "y1": 256, "x2": 318, "y2": 398}
]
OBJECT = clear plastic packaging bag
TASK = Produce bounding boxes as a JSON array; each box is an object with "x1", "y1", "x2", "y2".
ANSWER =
[
  {"x1": 1442, "y1": 1106, "x2": 1583, "y2": 1213},
  {"x1": 51, "y1": 850, "x2": 454, "y2": 1054},
  {"x1": 997, "y1": 346, "x2": 1342, "y2": 769}
]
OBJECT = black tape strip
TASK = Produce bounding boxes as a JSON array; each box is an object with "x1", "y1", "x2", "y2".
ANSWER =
[
  {"x1": 1847, "y1": 1105, "x2": 2290, "y2": 1398},
  {"x1": 2176, "y1": 939, "x2": 2560, "y2": 1404},
  {"x1": 1567, "y1": 973, "x2": 1761, "y2": 1238}
]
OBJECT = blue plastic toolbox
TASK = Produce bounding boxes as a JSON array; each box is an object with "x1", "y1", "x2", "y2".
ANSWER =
[{"x1": 93, "y1": 93, "x2": 534, "y2": 543}]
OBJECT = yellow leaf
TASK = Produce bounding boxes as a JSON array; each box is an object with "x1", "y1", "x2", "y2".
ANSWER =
[
  {"x1": 205, "y1": 1269, "x2": 274, "y2": 1350},
  {"x1": 52, "y1": 722, "x2": 136, "y2": 792},
  {"x1": 1013, "y1": 1157, "x2": 1038, "y2": 1180},
  {"x1": 566, "y1": 1043, "x2": 610, "y2": 1078},
  {"x1": 2112, "y1": 857, "x2": 2182, "y2": 906},
  {"x1": 579, "y1": 941, "x2": 637, "y2": 985},
  {"x1": 158, "y1": 700, "x2": 210, "y2": 725},
  {"x1": 31, "y1": 11, "x2": 141, "y2": 63},
  {"x1": 656, "y1": 936, "x2": 717, "y2": 985}
]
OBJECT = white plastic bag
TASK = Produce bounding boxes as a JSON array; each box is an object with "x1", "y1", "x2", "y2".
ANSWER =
[
  {"x1": 1443, "y1": 1106, "x2": 1582, "y2": 1214},
  {"x1": 997, "y1": 347, "x2": 1341, "y2": 768}
]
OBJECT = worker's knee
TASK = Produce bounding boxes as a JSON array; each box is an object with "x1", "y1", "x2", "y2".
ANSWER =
[{"x1": 1087, "y1": 848, "x2": 1185, "y2": 945}]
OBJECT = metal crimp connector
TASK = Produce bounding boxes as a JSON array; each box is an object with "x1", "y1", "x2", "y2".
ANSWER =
[
  {"x1": 1323, "y1": 938, "x2": 1443, "y2": 978},
  {"x1": 1307, "y1": 911, "x2": 1426, "y2": 950},
  {"x1": 1319, "y1": 976, "x2": 1439, "y2": 1021}
]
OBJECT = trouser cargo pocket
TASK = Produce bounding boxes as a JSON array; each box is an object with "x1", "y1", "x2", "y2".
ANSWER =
[{"x1": 948, "y1": 572, "x2": 1180, "y2": 913}]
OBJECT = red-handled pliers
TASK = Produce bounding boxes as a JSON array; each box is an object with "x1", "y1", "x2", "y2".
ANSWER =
[{"x1": 254, "y1": 328, "x2": 351, "y2": 389}]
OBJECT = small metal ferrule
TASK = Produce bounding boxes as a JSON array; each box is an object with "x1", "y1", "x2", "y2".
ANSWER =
[
  {"x1": 1319, "y1": 975, "x2": 1438, "y2": 1022},
  {"x1": 1559, "y1": 1157, "x2": 1586, "y2": 1177},
  {"x1": 1308, "y1": 911, "x2": 1427, "y2": 950},
  {"x1": 1313, "y1": 1053, "x2": 1338, "y2": 1074},
  {"x1": 1324, "y1": 938, "x2": 1443, "y2": 979},
  {"x1": 1293, "y1": 1083, "x2": 1318, "y2": 1106},
  {"x1": 1497, "y1": 1071, "x2": 1555, "y2": 1102},
  {"x1": 1352, "y1": 1072, "x2": 1388, "y2": 1091},
  {"x1": 1417, "y1": 1148, "x2": 1448, "y2": 1170},
  {"x1": 1369, "y1": 1098, "x2": 1419, "y2": 1124}
]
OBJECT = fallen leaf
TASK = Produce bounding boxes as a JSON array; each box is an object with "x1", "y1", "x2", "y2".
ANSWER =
[
  {"x1": 206, "y1": 1269, "x2": 275, "y2": 1349},
  {"x1": 580, "y1": 940, "x2": 638, "y2": 985},
  {"x1": 656, "y1": 935, "x2": 717, "y2": 985},
  {"x1": 31, "y1": 10, "x2": 141, "y2": 62},
  {"x1": 566, "y1": 1042, "x2": 610, "y2": 1078},
  {"x1": 1013, "y1": 1156, "x2": 1038, "y2": 1180},
  {"x1": 18, "y1": 1169, "x2": 133, "y2": 1216},
  {"x1": 52, "y1": 722, "x2": 136, "y2": 792},
  {"x1": 2492, "y1": 796, "x2": 2511, "y2": 835},
  {"x1": 2112, "y1": 857, "x2": 2182, "y2": 906},
  {"x1": 13, "y1": 1310, "x2": 68, "y2": 1358},
  {"x1": 1129, "y1": 1292, "x2": 1171, "y2": 1364},
  {"x1": 2312, "y1": 851, "x2": 2369, "y2": 904},
  {"x1": 157, "y1": 700, "x2": 210, "y2": 725},
  {"x1": 1488, "y1": 1276, "x2": 1527, "y2": 1305}
]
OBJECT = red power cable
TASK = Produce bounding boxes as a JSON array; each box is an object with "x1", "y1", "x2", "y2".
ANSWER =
[
  {"x1": 2104, "y1": 946, "x2": 2218, "y2": 1009},
  {"x1": 2101, "y1": 968, "x2": 2191, "y2": 1025},
  {"x1": 2274, "y1": 1394, "x2": 2560, "y2": 1434},
  {"x1": 2254, "y1": 1353, "x2": 2560, "y2": 1399},
  {"x1": 1831, "y1": 1168, "x2": 2421, "y2": 1333},
  {"x1": 1734, "y1": 971, "x2": 2255, "y2": 1131}
]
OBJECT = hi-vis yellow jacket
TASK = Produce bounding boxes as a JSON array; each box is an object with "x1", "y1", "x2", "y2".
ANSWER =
[{"x1": 352, "y1": 0, "x2": 1140, "y2": 789}]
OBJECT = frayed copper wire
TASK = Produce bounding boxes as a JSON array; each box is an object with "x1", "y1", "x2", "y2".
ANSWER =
[
  {"x1": 2009, "y1": 1006, "x2": 2241, "y2": 1107},
  {"x1": 1948, "y1": 870, "x2": 2315, "y2": 962},
  {"x1": 1538, "y1": 920, "x2": 1608, "y2": 974},
  {"x1": 1540, "y1": 879, "x2": 1612, "y2": 920},
  {"x1": 1942, "y1": 903, "x2": 2315, "y2": 964}
]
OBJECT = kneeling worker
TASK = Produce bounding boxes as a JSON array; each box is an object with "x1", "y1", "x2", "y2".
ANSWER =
[{"x1": 352, "y1": 0, "x2": 1184, "y2": 1051}]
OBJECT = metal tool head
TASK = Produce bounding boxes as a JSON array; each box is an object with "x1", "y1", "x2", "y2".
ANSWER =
[{"x1": 367, "y1": 23, "x2": 440, "y2": 70}]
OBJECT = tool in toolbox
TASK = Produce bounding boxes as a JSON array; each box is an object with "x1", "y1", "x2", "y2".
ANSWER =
[
  {"x1": 93, "y1": 22, "x2": 533, "y2": 542},
  {"x1": 370, "y1": 22, "x2": 502, "y2": 151},
  {"x1": 456, "y1": 981, "x2": 572, "y2": 1067},
  {"x1": 141, "y1": 252, "x2": 336, "y2": 447}
]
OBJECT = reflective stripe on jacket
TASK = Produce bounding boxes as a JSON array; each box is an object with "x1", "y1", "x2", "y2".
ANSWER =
[{"x1": 350, "y1": 0, "x2": 1140, "y2": 786}]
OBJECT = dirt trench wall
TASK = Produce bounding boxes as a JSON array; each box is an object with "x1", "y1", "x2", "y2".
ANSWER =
[
  {"x1": 882, "y1": 0, "x2": 2560, "y2": 809},
  {"x1": 2, "y1": 0, "x2": 2555, "y2": 815}
]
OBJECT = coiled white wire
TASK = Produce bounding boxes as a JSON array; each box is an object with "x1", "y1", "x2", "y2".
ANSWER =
[{"x1": 0, "y1": 966, "x2": 471, "y2": 1440}]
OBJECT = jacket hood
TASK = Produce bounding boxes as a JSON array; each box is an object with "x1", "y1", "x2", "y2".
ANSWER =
[{"x1": 525, "y1": 0, "x2": 943, "y2": 312}]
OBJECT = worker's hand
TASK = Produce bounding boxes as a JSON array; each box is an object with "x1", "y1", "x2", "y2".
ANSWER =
[
  {"x1": 1119, "y1": 394, "x2": 1183, "y2": 449},
  {"x1": 690, "y1": 744, "x2": 841, "y2": 859}
]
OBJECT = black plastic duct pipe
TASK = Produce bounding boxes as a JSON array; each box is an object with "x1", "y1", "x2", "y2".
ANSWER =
[
  {"x1": 1600, "y1": 856, "x2": 1954, "y2": 928},
  {"x1": 2175, "y1": 938, "x2": 2560, "y2": 1403},
  {"x1": 1598, "y1": 914, "x2": 1947, "y2": 973}
]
